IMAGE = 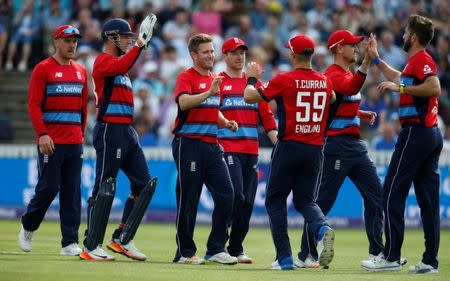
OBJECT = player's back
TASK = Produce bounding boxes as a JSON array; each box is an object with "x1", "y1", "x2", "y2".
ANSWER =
[{"x1": 261, "y1": 68, "x2": 332, "y2": 146}]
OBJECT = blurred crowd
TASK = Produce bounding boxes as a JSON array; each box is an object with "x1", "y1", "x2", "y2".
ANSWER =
[{"x1": 0, "y1": 0, "x2": 449, "y2": 151}]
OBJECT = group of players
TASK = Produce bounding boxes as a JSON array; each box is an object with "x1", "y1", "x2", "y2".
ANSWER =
[{"x1": 18, "y1": 12, "x2": 442, "y2": 274}]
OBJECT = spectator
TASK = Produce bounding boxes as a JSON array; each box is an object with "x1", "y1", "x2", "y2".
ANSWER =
[
  {"x1": 371, "y1": 122, "x2": 398, "y2": 151},
  {"x1": 42, "y1": 0, "x2": 69, "y2": 56},
  {"x1": 360, "y1": 84, "x2": 387, "y2": 136},
  {"x1": 305, "y1": 0, "x2": 332, "y2": 42},
  {"x1": 224, "y1": 14, "x2": 261, "y2": 48},
  {"x1": 134, "y1": 116, "x2": 158, "y2": 147},
  {"x1": 249, "y1": 0, "x2": 269, "y2": 32},
  {"x1": 162, "y1": 7, "x2": 191, "y2": 58},
  {"x1": 157, "y1": 0, "x2": 181, "y2": 29},
  {"x1": 379, "y1": 30, "x2": 406, "y2": 70},
  {"x1": 0, "y1": 113, "x2": 13, "y2": 142},
  {"x1": 312, "y1": 45, "x2": 330, "y2": 72},
  {"x1": 133, "y1": 60, "x2": 166, "y2": 98},
  {"x1": 75, "y1": 8, "x2": 102, "y2": 51},
  {"x1": 5, "y1": 0, "x2": 40, "y2": 72},
  {"x1": 159, "y1": 45, "x2": 186, "y2": 91},
  {"x1": 0, "y1": 1, "x2": 11, "y2": 70},
  {"x1": 192, "y1": 0, "x2": 221, "y2": 36}
]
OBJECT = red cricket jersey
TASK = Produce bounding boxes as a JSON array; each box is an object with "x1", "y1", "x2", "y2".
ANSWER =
[
  {"x1": 218, "y1": 72, "x2": 277, "y2": 155},
  {"x1": 399, "y1": 50, "x2": 438, "y2": 127},
  {"x1": 324, "y1": 64, "x2": 366, "y2": 138},
  {"x1": 172, "y1": 67, "x2": 220, "y2": 144},
  {"x1": 92, "y1": 46, "x2": 142, "y2": 124},
  {"x1": 28, "y1": 57, "x2": 88, "y2": 144},
  {"x1": 257, "y1": 68, "x2": 333, "y2": 146}
]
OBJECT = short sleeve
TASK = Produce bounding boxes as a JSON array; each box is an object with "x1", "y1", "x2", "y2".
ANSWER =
[
  {"x1": 257, "y1": 73, "x2": 285, "y2": 101},
  {"x1": 413, "y1": 53, "x2": 438, "y2": 81},
  {"x1": 174, "y1": 72, "x2": 192, "y2": 102}
]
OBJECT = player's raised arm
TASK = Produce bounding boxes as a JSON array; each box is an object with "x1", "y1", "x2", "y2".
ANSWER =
[
  {"x1": 244, "y1": 62, "x2": 263, "y2": 104},
  {"x1": 367, "y1": 33, "x2": 402, "y2": 83}
]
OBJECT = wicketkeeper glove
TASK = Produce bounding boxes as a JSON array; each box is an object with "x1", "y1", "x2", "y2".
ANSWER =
[{"x1": 136, "y1": 13, "x2": 157, "y2": 48}]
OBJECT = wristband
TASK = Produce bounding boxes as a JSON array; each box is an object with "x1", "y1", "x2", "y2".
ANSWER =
[
  {"x1": 372, "y1": 56, "x2": 382, "y2": 65},
  {"x1": 246, "y1": 77, "x2": 257, "y2": 87},
  {"x1": 399, "y1": 83, "x2": 405, "y2": 94}
]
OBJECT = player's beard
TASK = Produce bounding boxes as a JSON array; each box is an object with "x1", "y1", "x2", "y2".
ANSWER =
[{"x1": 403, "y1": 37, "x2": 412, "y2": 52}]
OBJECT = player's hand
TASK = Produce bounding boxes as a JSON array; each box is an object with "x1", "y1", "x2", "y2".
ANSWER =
[
  {"x1": 208, "y1": 76, "x2": 224, "y2": 96},
  {"x1": 377, "y1": 81, "x2": 399, "y2": 93},
  {"x1": 361, "y1": 38, "x2": 371, "y2": 64},
  {"x1": 360, "y1": 110, "x2": 377, "y2": 125},
  {"x1": 367, "y1": 33, "x2": 380, "y2": 59},
  {"x1": 247, "y1": 62, "x2": 263, "y2": 79},
  {"x1": 226, "y1": 120, "x2": 238, "y2": 132},
  {"x1": 39, "y1": 134, "x2": 55, "y2": 155},
  {"x1": 136, "y1": 14, "x2": 157, "y2": 48}
]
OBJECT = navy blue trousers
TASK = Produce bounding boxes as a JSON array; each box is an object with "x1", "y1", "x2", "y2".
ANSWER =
[
  {"x1": 299, "y1": 135, "x2": 384, "y2": 260},
  {"x1": 383, "y1": 125, "x2": 442, "y2": 268},
  {"x1": 22, "y1": 144, "x2": 83, "y2": 247},
  {"x1": 224, "y1": 152, "x2": 258, "y2": 256},
  {"x1": 172, "y1": 137, "x2": 234, "y2": 260},
  {"x1": 89, "y1": 122, "x2": 151, "y2": 239},
  {"x1": 265, "y1": 140, "x2": 328, "y2": 261}
]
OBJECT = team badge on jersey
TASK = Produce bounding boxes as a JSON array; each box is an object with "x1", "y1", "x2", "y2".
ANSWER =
[
  {"x1": 76, "y1": 71, "x2": 82, "y2": 80},
  {"x1": 423, "y1": 64, "x2": 432, "y2": 74},
  {"x1": 55, "y1": 72, "x2": 63, "y2": 78},
  {"x1": 199, "y1": 83, "x2": 206, "y2": 89}
]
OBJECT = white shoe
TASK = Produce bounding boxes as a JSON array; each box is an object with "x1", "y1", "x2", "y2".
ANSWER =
[
  {"x1": 316, "y1": 225, "x2": 335, "y2": 266},
  {"x1": 18, "y1": 61, "x2": 27, "y2": 72},
  {"x1": 295, "y1": 254, "x2": 320, "y2": 268},
  {"x1": 361, "y1": 258, "x2": 401, "y2": 271},
  {"x1": 176, "y1": 256, "x2": 205, "y2": 265},
  {"x1": 236, "y1": 253, "x2": 253, "y2": 264},
  {"x1": 61, "y1": 243, "x2": 82, "y2": 256},
  {"x1": 107, "y1": 239, "x2": 147, "y2": 261},
  {"x1": 5, "y1": 62, "x2": 13, "y2": 71},
  {"x1": 79, "y1": 246, "x2": 115, "y2": 261},
  {"x1": 18, "y1": 225, "x2": 33, "y2": 252},
  {"x1": 409, "y1": 261, "x2": 438, "y2": 274},
  {"x1": 205, "y1": 252, "x2": 238, "y2": 264},
  {"x1": 368, "y1": 253, "x2": 407, "y2": 266}
]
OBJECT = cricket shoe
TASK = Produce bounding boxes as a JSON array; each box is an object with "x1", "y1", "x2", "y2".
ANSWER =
[
  {"x1": 107, "y1": 239, "x2": 147, "y2": 261},
  {"x1": 176, "y1": 256, "x2": 205, "y2": 265},
  {"x1": 361, "y1": 257, "x2": 401, "y2": 271},
  {"x1": 270, "y1": 256, "x2": 294, "y2": 270},
  {"x1": 367, "y1": 253, "x2": 407, "y2": 266},
  {"x1": 409, "y1": 261, "x2": 438, "y2": 274},
  {"x1": 205, "y1": 252, "x2": 238, "y2": 265},
  {"x1": 18, "y1": 225, "x2": 33, "y2": 252},
  {"x1": 295, "y1": 254, "x2": 320, "y2": 269},
  {"x1": 61, "y1": 243, "x2": 82, "y2": 256},
  {"x1": 317, "y1": 225, "x2": 335, "y2": 267},
  {"x1": 79, "y1": 246, "x2": 115, "y2": 261},
  {"x1": 236, "y1": 253, "x2": 253, "y2": 264}
]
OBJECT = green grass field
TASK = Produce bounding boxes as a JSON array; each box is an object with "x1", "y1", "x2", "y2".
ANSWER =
[{"x1": 0, "y1": 220, "x2": 448, "y2": 281}]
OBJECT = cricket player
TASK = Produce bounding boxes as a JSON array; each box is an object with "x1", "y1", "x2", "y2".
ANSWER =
[
  {"x1": 244, "y1": 34, "x2": 336, "y2": 270},
  {"x1": 19, "y1": 25, "x2": 87, "y2": 256},
  {"x1": 361, "y1": 14, "x2": 442, "y2": 274},
  {"x1": 172, "y1": 33, "x2": 239, "y2": 265},
  {"x1": 298, "y1": 30, "x2": 385, "y2": 268},
  {"x1": 219, "y1": 37, "x2": 278, "y2": 263},
  {"x1": 80, "y1": 15, "x2": 158, "y2": 261}
]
